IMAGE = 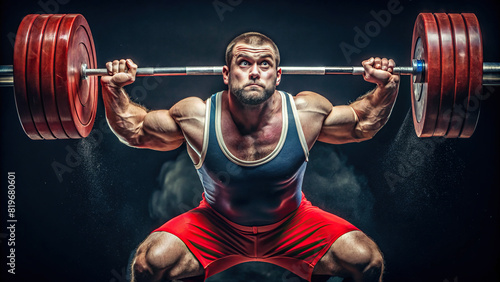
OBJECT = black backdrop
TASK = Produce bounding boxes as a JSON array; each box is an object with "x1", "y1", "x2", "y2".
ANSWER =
[{"x1": 1, "y1": 0, "x2": 499, "y2": 281}]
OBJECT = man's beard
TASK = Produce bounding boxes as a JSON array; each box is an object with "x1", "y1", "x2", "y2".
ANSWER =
[{"x1": 230, "y1": 80, "x2": 276, "y2": 105}]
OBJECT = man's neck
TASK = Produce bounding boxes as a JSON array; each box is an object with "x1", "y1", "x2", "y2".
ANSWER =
[{"x1": 226, "y1": 90, "x2": 281, "y2": 135}]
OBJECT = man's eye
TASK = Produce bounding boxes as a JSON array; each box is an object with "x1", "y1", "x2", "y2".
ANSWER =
[
  {"x1": 240, "y1": 61, "x2": 249, "y2": 66},
  {"x1": 261, "y1": 61, "x2": 269, "y2": 66}
]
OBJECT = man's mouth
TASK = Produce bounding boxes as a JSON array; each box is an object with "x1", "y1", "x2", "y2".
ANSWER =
[{"x1": 246, "y1": 83, "x2": 263, "y2": 88}]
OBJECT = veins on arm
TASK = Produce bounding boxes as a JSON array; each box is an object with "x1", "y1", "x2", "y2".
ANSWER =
[{"x1": 349, "y1": 79, "x2": 399, "y2": 140}]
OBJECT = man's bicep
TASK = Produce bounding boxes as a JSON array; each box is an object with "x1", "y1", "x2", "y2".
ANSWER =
[
  {"x1": 140, "y1": 109, "x2": 185, "y2": 150},
  {"x1": 317, "y1": 105, "x2": 360, "y2": 144},
  {"x1": 143, "y1": 110, "x2": 183, "y2": 138},
  {"x1": 145, "y1": 96, "x2": 205, "y2": 134},
  {"x1": 322, "y1": 105, "x2": 358, "y2": 127}
]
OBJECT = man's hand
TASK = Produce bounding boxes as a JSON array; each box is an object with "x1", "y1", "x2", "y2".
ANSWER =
[
  {"x1": 101, "y1": 59, "x2": 138, "y2": 88},
  {"x1": 361, "y1": 57, "x2": 399, "y2": 87}
]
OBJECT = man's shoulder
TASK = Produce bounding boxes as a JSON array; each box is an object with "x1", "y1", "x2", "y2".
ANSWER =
[
  {"x1": 292, "y1": 91, "x2": 331, "y2": 111},
  {"x1": 170, "y1": 96, "x2": 206, "y2": 118}
]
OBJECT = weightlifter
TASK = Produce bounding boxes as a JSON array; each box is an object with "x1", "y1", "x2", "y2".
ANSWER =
[{"x1": 101, "y1": 32, "x2": 400, "y2": 282}]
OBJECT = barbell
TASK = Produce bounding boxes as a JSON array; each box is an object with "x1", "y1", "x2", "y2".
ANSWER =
[{"x1": 0, "y1": 13, "x2": 499, "y2": 140}]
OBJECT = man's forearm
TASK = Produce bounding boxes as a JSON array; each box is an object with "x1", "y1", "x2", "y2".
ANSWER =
[
  {"x1": 350, "y1": 79, "x2": 400, "y2": 138},
  {"x1": 101, "y1": 83, "x2": 148, "y2": 144}
]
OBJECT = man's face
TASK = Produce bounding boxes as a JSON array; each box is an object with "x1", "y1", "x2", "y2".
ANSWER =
[{"x1": 223, "y1": 43, "x2": 282, "y2": 105}]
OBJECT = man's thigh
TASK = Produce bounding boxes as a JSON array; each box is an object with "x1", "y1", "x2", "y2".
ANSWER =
[{"x1": 313, "y1": 230, "x2": 383, "y2": 277}]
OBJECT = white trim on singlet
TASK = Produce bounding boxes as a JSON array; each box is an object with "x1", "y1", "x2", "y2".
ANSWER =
[
  {"x1": 215, "y1": 91, "x2": 288, "y2": 167},
  {"x1": 185, "y1": 138, "x2": 200, "y2": 157},
  {"x1": 193, "y1": 97, "x2": 212, "y2": 170},
  {"x1": 287, "y1": 93, "x2": 309, "y2": 162}
]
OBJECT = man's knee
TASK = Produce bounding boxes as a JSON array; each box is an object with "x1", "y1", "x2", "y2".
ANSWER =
[
  {"x1": 132, "y1": 250, "x2": 154, "y2": 282},
  {"x1": 333, "y1": 231, "x2": 384, "y2": 281},
  {"x1": 355, "y1": 244, "x2": 383, "y2": 281},
  {"x1": 131, "y1": 232, "x2": 203, "y2": 282},
  {"x1": 132, "y1": 237, "x2": 166, "y2": 282}
]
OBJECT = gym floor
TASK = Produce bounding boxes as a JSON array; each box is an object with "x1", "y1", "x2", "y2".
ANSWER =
[{"x1": 1, "y1": 0, "x2": 499, "y2": 281}]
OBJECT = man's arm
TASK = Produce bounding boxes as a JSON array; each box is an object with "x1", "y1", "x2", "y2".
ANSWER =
[
  {"x1": 296, "y1": 57, "x2": 400, "y2": 145},
  {"x1": 100, "y1": 59, "x2": 200, "y2": 151}
]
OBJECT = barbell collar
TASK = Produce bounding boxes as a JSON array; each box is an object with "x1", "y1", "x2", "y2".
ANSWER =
[
  {"x1": 0, "y1": 76, "x2": 13, "y2": 85},
  {"x1": 0, "y1": 65, "x2": 14, "y2": 87},
  {"x1": 483, "y1": 62, "x2": 500, "y2": 85},
  {"x1": 0, "y1": 65, "x2": 13, "y2": 75},
  {"x1": 483, "y1": 62, "x2": 500, "y2": 72}
]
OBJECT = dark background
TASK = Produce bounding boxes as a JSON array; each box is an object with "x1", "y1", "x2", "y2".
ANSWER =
[{"x1": 1, "y1": 0, "x2": 499, "y2": 281}]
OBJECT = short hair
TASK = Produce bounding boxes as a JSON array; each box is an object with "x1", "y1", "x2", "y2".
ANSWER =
[{"x1": 225, "y1": 32, "x2": 280, "y2": 68}]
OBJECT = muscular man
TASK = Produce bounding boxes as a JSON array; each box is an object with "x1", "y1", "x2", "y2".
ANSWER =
[{"x1": 101, "y1": 32, "x2": 399, "y2": 282}]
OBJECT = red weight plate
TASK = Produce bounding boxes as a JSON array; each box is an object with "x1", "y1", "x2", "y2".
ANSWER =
[
  {"x1": 13, "y1": 14, "x2": 42, "y2": 140},
  {"x1": 432, "y1": 13, "x2": 455, "y2": 137},
  {"x1": 411, "y1": 13, "x2": 441, "y2": 137},
  {"x1": 55, "y1": 14, "x2": 98, "y2": 138},
  {"x1": 26, "y1": 14, "x2": 56, "y2": 140},
  {"x1": 40, "y1": 14, "x2": 69, "y2": 139},
  {"x1": 445, "y1": 14, "x2": 469, "y2": 138},
  {"x1": 459, "y1": 13, "x2": 483, "y2": 138}
]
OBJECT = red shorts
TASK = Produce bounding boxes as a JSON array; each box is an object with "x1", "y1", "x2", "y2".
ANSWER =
[{"x1": 153, "y1": 193, "x2": 358, "y2": 281}]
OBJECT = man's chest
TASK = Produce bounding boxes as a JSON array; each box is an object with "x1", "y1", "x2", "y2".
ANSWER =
[{"x1": 221, "y1": 117, "x2": 283, "y2": 161}]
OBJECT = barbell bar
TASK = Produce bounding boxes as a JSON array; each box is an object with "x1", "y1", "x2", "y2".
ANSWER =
[
  {"x1": 2, "y1": 62, "x2": 500, "y2": 83},
  {"x1": 1, "y1": 13, "x2": 499, "y2": 140},
  {"x1": 84, "y1": 62, "x2": 497, "y2": 83}
]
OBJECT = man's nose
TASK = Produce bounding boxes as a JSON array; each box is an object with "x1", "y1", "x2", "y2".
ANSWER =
[{"x1": 249, "y1": 63, "x2": 260, "y2": 79}]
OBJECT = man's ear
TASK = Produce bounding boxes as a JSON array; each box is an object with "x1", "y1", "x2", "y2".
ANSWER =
[
  {"x1": 276, "y1": 67, "x2": 282, "y2": 86},
  {"x1": 222, "y1": 65, "x2": 229, "y2": 85}
]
